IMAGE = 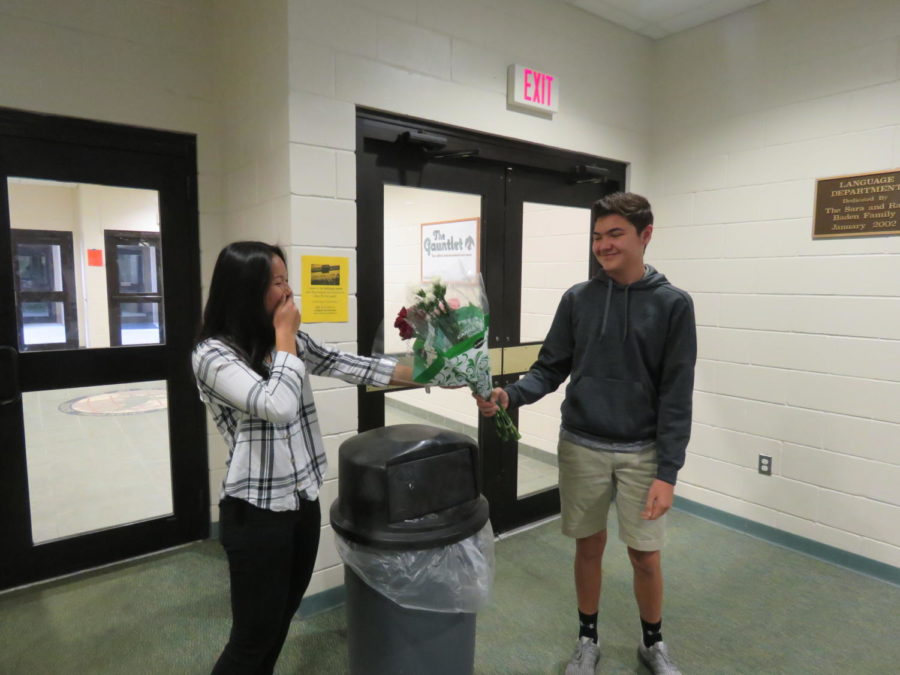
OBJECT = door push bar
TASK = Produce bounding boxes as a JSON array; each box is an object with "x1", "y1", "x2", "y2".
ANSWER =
[{"x1": 0, "y1": 345, "x2": 20, "y2": 406}]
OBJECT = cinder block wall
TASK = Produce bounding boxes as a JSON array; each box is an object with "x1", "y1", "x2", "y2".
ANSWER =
[
  {"x1": 0, "y1": 0, "x2": 222, "y2": 283},
  {"x1": 647, "y1": 0, "x2": 900, "y2": 569}
]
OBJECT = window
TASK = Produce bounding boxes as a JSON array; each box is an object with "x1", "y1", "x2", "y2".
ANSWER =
[
  {"x1": 104, "y1": 230, "x2": 165, "y2": 346},
  {"x1": 10, "y1": 230, "x2": 79, "y2": 351}
]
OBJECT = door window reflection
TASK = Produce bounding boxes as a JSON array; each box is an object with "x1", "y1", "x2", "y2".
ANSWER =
[
  {"x1": 6, "y1": 178, "x2": 163, "y2": 350},
  {"x1": 119, "y1": 302, "x2": 162, "y2": 345},
  {"x1": 516, "y1": 203, "x2": 592, "y2": 498},
  {"x1": 117, "y1": 242, "x2": 160, "y2": 294},
  {"x1": 23, "y1": 381, "x2": 173, "y2": 544},
  {"x1": 11, "y1": 230, "x2": 79, "y2": 351},
  {"x1": 105, "y1": 231, "x2": 164, "y2": 346},
  {"x1": 22, "y1": 302, "x2": 68, "y2": 346},
  {"x1": 382, "y1": 185, "x2": 483, "y2": 435},
  {"x1": 16, "y1": 243, "x2": 63, "y2": 291}
]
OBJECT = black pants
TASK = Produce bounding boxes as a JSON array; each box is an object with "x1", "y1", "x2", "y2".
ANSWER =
[{"x1": 212, "y1": 496, "x2": 321, "y2": 675}]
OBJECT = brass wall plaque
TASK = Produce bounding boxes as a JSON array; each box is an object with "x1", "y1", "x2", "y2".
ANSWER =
[{"x1": 814, "y1": 169, "x2": 900, "y2": 238}]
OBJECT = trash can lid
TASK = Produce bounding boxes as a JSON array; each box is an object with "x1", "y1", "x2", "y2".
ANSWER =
[{"x1": 329, "y1": 424, "x2": 489, "y2": 549}]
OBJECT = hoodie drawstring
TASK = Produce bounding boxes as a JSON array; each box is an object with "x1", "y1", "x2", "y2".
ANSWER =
[
  {"x1": 599, "y1": 278, "x2": 632, "y2": 343},
  {"x1": 599, "y1": 279, "x2": 612, "y2": 341}
]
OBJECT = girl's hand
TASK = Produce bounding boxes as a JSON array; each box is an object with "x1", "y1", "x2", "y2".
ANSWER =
[{"x1": 274, "y1": 296, "x2": 300, "y2": 354}]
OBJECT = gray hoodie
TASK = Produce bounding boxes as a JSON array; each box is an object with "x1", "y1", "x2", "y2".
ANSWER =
[{"x1": 506, "y1": 265, "x2": 696, "y2": 484}]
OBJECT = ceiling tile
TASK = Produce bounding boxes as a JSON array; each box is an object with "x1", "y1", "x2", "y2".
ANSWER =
[{"x1": 566, "y1": 0, "x2": 770, "y2": 39}]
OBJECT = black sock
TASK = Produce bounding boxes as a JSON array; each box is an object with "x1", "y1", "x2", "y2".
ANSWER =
[
  {"x1": 640, "y1": 617, "x2": 662, "y2": 648},
  {"x1": 578, "y1": 610, "x2": 598, "y2": 643}
]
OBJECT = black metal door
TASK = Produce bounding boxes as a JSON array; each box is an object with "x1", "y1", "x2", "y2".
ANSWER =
[
  {"x1": 0, "y1": 108, "x2": 208, "y2": 590},
  {"x1": 356, "y1": 109, "x2": 625, "y2": 534}
]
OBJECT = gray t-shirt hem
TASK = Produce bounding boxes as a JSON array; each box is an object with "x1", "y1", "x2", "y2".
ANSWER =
[{"x1": 560, "y1": 428, "x2": 655, "y2": 453}]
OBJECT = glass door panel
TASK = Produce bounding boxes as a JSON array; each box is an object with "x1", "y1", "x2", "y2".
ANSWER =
[
  {"x1": 7, "y1": 180, "x2": 173, "y2": 543},
  {"x1": 24, "y1": 381, "x2": 172, "y2": 544},
  {"x1": 118, "y1": 301, "x2": 162, "y2": 345},
  {"x1": 7, "y1": 179, "x2": 163, "y2": 350},
  {"x1": 516, "y1": 203, "x2": 592, "y2": 498},
  {"x1": 21, "y1": 302, "x2": 67, "y2": 346},
  {"x1": 10, "y1": 228, "x2": 78, "y2": 351},
  {"x1": 382, "y1": 185, "x2": 483, "y2": 435}
]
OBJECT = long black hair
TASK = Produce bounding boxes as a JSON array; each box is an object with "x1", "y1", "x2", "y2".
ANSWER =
[{"x1": 198, "y1": 241, "x2": 286, "y2": 377}]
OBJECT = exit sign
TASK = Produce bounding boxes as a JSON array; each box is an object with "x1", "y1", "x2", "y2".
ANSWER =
[{"x1": 508, "y1": 64, "x2": 559, "y2": 115}]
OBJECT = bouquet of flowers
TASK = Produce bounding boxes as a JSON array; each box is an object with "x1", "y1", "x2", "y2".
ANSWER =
[{"x1": 393, "y1": 278, "x2": 520, "y2": 441}]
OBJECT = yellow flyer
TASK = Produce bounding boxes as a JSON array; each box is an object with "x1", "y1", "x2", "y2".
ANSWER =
[{"x1": 300, "y1": 255, "x2": 349, "y2": 322}]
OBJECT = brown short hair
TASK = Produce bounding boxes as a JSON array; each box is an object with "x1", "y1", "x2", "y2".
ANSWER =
[{"x1": 591, "y1": 192, "x2": 653, "y2": 234}]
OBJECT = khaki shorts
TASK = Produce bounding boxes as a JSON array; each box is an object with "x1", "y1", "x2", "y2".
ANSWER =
[{"x1": 558, "y1": 438, "x2": 666, "y2": 551}]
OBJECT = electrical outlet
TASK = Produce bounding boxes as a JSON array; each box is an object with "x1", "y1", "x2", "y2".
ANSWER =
[{"x1": 758, "y1": 454, "x2": 772, "y2": 476}]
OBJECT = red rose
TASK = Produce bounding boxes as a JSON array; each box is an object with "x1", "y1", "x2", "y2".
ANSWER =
[{"x1": 394, "y1": 307, "x2": 415, "y2": 340}]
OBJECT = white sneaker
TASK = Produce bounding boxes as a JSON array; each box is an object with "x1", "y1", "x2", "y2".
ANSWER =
[
  {"x1": 637, "y1": 640, "x2": 681, "y2": 674},
  {"x1": 565, "y1": 636, "x2": 600, "y2": 675}
]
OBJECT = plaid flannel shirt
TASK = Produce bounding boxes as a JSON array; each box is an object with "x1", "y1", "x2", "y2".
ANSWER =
[{"x1": 192, "y1": 333, "x2": 396, "y2": 510}]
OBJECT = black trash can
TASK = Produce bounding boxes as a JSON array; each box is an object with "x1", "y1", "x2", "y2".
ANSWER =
[{"x1": 330, "y1": 424, "x2": 492, "y2": 675}]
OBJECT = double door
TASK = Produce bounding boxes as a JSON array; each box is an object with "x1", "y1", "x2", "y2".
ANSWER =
[
  {"x1": 356, "y1": 111, "x2": 625, "y2": 533},
  {"x1": 0, "y1": 108, "x2": 208, "y2": 591}
]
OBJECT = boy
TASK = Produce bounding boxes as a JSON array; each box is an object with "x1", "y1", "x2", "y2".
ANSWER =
[{"x1": 476, "y1": 192, "x2": 695, "y2": 674}]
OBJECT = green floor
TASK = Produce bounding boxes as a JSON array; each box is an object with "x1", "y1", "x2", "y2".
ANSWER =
[{"x1": 1, "y1": 510, "x2": 897, "y2": 674}]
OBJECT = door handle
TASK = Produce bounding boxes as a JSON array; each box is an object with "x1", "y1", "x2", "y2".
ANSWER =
[{"x1": 0, "y1": 345, "x2": 21, "y2": 406}]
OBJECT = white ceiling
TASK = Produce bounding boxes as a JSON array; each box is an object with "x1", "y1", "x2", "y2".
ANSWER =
[{"x1": 565, "y1": 0, "x2": 768, "y2": 39}]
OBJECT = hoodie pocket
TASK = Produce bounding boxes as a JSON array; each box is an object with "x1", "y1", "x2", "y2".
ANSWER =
[{"x1": 564, "y1": 376, "x2": 654, "y2": 438}]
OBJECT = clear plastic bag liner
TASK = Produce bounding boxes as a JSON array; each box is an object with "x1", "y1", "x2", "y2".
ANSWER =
[{"x1": 335, "y1": 521, "x2": 495, "y2": 613}]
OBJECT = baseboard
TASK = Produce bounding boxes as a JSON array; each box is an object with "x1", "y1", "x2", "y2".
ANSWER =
[
  {"x1": 674, "y1": 496, "x2": 899, "y2": 586},
  {"x1": 209, "y1": 517, "x2": 346, "y2": 618},
  {"x1": 297, "y1": 584, "x2": 346, "y2": 619}
]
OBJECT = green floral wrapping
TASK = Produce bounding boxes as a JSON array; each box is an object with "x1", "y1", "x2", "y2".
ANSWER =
[
  {"x1": 410, "y1": 304, "x2": 492, "y2": 398},
  {"x1": 394, "y1": 278, "x2": 521, "y2": 442}
]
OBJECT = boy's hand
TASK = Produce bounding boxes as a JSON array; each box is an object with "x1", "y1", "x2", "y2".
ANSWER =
[
  {"x1": 641, "y1": 479, "x2": 674, "y2": 520},
  {"x1": 474, "y1": 387, "x2": 508, "y2": 417}
]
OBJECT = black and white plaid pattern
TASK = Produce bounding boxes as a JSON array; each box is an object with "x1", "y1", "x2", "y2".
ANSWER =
[{"x1": 193, "y1": 333, "x2": 395, "y2": 510}]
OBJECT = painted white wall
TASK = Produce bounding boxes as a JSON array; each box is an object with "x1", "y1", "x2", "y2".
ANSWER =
[
  {"x1": 0, "y1": 0, "x2": 222, "y2": 270},
  {"x1": 203, "y1": 0, "x2": 293, "y2": 523},
  {"x1": 647, "y1": 0, "x2": 900, "y2": 569}
]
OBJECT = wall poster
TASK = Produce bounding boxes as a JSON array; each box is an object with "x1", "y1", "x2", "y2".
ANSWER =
[
  {"x1": 420, "y1": 218, "x2": 480, "y2": 282},
  {"x1": 301, "y1": 255, "x2": 348, "y2": 322}
]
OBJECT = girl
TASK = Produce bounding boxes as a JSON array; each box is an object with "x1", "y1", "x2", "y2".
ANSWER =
[{"x1": 193, "y1": 241, "x2": 409, "y2": 674}]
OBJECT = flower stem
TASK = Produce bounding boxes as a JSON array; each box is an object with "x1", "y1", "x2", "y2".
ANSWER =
[{"x1": 493, "y1": 405, "x2": 521, "y2": 442}]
